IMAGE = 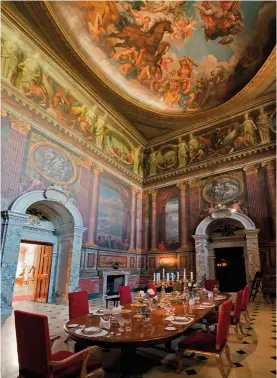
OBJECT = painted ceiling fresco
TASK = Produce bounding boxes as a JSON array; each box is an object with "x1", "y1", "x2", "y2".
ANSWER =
[{"x1": 51, "y1": 1, "x2": 276, "y2": 114}]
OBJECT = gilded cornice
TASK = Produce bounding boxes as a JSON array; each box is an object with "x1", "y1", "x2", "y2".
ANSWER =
[
  {"x1": 10, "y1": 114, "x2": 31, "y2": 135},
  {"x1": 0, "y1": 6, "x2": 147, "y2": 147},
  {"x1": 243, "y1": 163, "x2": 260, "y2": 176},
  {"x1": 261, "y1": 159, "x2": 276, "y2": 171},
  {"x1": 188, "y1": 179, "x2": 201, "y2": 188},
  {"x1": 148, "y1": 189, "x2": 158, "y2": 197},
  {"x1": 176, "y1": 182, "x2": 187, "y2": 191},
  {"x1": 80, "y1": 158, "x2": 92, "y2": 169}
]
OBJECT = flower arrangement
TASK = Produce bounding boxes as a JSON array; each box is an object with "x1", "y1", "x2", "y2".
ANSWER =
[
  {"x1": 111, "y1": 261, "x2": 119, "y2": 270},
  {"x1": 136, "y1": 290, "x2": 146, "y2": 304},
  {"x1": 147, "y1": 288, "x2": 158, "y2": 304}
]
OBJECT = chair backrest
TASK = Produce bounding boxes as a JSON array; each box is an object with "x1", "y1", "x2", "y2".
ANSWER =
[
  {"x1": 15, "y1": 310, "x2": 51, "y2": 377},
  {"x1": 243, "y1": 285, "x2": 250, "y2": 309},
  {"x1": 216, "y1": 299, "x2": 233, "y2": 348},
  {"x1": 233, "y1": 290, "x2": 244, "y2": 322},
  {"x1": 68, "y1": 290, "x2": 89, "y2": 320},
  {"x1": 204, "y1": 279, "x2": 219, "y2": 292},
  {"x1": 119, "y1": 285, "x2": 132, "y2": 306},
  {"x1": 147, "y1": 282, "x2": 157, "y2": 298}
]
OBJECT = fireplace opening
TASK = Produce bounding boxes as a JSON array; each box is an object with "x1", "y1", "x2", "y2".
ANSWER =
[
  {"x1": 106, "y1": 274, "x2": 125, "y2": 296},
  {"x1": 215, "y1": 247, "x2": 246, "y2": 292}
]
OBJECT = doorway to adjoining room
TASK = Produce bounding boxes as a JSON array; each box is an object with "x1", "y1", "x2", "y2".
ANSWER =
[
  {"x1": 215, "y1": 247, "x2": 246, "y2": 292},
  {"x1": 13, "y1": 242, "x2": 53, "y2": 303}
]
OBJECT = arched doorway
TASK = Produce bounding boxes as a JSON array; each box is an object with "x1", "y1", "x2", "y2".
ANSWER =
[
  {"x1": 1, "y1": 186, "x2": 86, "y2": 314},
  {"x1": 193, "y1": 208, "x2": 260, "y2": 285}
]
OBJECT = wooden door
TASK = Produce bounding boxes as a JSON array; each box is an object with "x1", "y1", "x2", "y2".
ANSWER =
[{"x1": 34, "y1": 245, "x2": 53, "y2": 302}]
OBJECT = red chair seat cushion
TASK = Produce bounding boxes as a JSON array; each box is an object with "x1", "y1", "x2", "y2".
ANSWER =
[
  {"x1": 52, "y1": 350, "x2": 101, "y2": 378},
  {"x1": 178, "y1": 331, "x2": 217, "y2": 353}
]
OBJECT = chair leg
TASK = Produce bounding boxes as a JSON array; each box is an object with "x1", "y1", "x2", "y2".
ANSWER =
[
  {"x1": 235, "y1": 323, "x2": 241, "y2": 341},
  {"x1": 176, "y1": 350, "x2": 184, "y2": 373},
  {"x1": 64, "y1": 336, "x2": 70, "y2": 343},
  {"x1": 225, "y1": 344, "x2": 234, "y2": 368},
  {"x1": 239, "y1": 321, "x2": 247, "y2": 337},
  {"x1": 215, "y1": 355, "x2": 228, "y2": 378},
  {"x1": 245, "y1": 309, "x2": 252, "y2": 322}
]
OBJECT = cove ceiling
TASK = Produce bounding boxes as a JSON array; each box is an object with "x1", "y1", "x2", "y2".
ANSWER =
[{"x1": 49, "y1": 1, "x2": 275, "y2": 115}]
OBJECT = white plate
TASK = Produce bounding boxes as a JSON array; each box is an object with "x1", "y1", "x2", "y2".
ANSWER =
[
  {"x1": 170, "y1": 317, "x2": 194, "y2": 325},
  {"x1": 165, "y1": 326, "x2": 177, "y2": 331},
  {"x1": 75, "y1": 329, "x2": 108, "y2": 338},
  {"x1": 215, "y1": 296, "x2": 225, "y2": 300},
  {"x1": 120, "y1": 309, "x2": 132, "y2": 313},
  {"x1": 67, "y1": 324, "x2": 79, "y2": 328},
  {"x1": 81, "y1": 326, "x2": 100, "y2": 335},
  {"x1": 201, "y1": 304, "x2": 215, "y2": 308}
]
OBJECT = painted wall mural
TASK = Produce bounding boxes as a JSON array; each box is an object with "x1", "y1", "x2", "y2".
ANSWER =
[
  {"x1": 96, "y1": 174, "x2": 131, "y2": 250},
  {"x1": 145, "y1": 107, "x2": 276, "y2": 176},
  {"x1": 51, "y1": 1, "x2": 276, "y2": 113},
  {"x1": 202, "y1": 176, "x2": 242, "y2": 204},
  {"x1": 1, "y1": 21, "x2": 143, "y2": 176}
]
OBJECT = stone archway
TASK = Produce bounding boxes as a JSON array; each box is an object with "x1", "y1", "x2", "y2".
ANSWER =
[
  {"x1": 193, "y1": 209, "x2": 260, "y2": 283},
  {"x1": 1, "y1": 186, "x2": 86, "y2": 314}
]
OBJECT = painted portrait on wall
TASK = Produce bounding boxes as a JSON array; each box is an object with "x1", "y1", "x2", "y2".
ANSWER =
[
  {"x1": 51, "y1": 1, "x2": 276, "y2": 114},
  {"x1": 202, "y1": 176, "x2": 242, "y2": 204}
]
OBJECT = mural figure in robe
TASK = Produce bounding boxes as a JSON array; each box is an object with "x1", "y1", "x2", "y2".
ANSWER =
[
  {"x1": 241, "y1": 112, "x2": 257, "y2": 146},
  {"x1": 133, "y1": 145, "x2": 142, "y2": 176},
  {"x1": 1, "y1": 37, "x2": 19, "y2": 84},
  {"x1": 256, "y1": 107, "x2": 271, "y2": 144},
  {"x1": 18, "y1": 52, "x2": 42, "y2": 91},
  {"x1": 149, "y1": 148, "x2": 158, "y2": 176},
  {"x1": 177, "y1": 137, "x2": 188, "y2": 168},
  {"x1": 95, "y1": 113, "x2": 107, "y2": 150},
  {"x1": 188, "y1": 133, "x2": 200, "y2": 163}
]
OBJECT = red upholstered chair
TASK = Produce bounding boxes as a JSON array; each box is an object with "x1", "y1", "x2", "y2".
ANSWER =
[
  {"x1": 205, "y1": 279, "x2": 219, "y2": 292},
  {"x1": 14, "y1": 310, "x2": 102, "y2": 378},
  {"x1": 68, "y1": 290, "x2": 89, "y2": 320},
  {"x1": 176, "y1": 299, "x2": 234, "y2": 378},
  {"x1": 119, "y1": 285, "x2": 132, "y2": 306},
  {"x1": 147, "y1": 282, "x2": 157, "y2": 298},
  {"x1": 241, "y1": 285, "x2": 251, "y2": 323}
]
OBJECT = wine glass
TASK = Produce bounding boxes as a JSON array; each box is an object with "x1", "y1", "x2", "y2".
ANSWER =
[{"x1": 118, "y1": 318, "x2": 125, "y2": 332}]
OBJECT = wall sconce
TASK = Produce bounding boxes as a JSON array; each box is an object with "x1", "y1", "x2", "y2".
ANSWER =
[{"x1": 217, "y1": 259, "x2": 228, "y2": 267}]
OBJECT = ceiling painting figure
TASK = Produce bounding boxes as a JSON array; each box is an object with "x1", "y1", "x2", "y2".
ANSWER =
[{"x1": 51, "y1": 1, "x2": 276, "y2": 114}]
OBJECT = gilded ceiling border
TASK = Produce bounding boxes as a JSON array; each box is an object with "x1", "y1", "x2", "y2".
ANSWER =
[
  {"x1": 0, "y1": 5, "x2": 147, "y2": 147},
  {"x1": 28, "y1": 2, "x2": 276, "y2": 130}
]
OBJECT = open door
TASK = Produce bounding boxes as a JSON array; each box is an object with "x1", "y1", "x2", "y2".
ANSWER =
[{"x1": 34, "y1": 245, "x2": 53, "y2": 302}]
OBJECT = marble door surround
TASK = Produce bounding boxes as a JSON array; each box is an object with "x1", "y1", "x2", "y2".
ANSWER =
[
  {"x1": 1, "y1": 187, "x2": 86, "y2": 314},
  {"x1": 101, "y1": 270, "x2": 129, "y2": 298},
  {"x1": 193, "y1": 210, "x2": 260, "y2": 283}
]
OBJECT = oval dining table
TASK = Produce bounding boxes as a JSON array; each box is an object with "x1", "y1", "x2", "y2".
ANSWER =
[{"x1": 64, "y1": 293, "x2": 231, "y2": 377}]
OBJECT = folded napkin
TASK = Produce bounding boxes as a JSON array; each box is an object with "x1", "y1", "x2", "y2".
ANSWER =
[{"x1": 99, "y1": 317, "x2": 111, "y2": 330}]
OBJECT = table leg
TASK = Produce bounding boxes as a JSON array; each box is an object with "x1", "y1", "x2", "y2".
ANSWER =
[{"x1": 106, "y1": 300, "x2": 108, "y2": 309}]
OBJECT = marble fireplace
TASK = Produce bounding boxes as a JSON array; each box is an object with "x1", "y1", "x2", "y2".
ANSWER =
[{"x1": 101, "y1": 270, "x2": 129, "y2": 298}]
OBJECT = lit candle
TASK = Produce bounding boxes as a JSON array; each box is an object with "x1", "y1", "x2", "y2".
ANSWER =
[
  {"x1": 177, "y1": 271, "x2": 179, "y2": 280},
  {"x1": 184, "y1": 269, "x2": 186, "y2": 279},
  {"x1": 163, "y1": 268, "x2": 165, "y2": 279},
  {"x1": 153, "y1": 273, "x2": 156, "y2": 282},
  {"x1": 190, "y1": 271, "x2": 193, "y2": 281},
  {"x1": 166, "y1": 273, "x2": 169, "y2": 281},
  {"x1": 157, "y1": 273, "x2": 160, "y2": 281}
]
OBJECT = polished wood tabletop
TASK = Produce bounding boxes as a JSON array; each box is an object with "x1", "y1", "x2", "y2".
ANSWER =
[{"x1": 64, "y1": 293, "x2": 231, "y2": 349}]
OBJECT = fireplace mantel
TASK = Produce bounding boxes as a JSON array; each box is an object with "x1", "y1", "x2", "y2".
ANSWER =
[{"x1": 102, "y1": 270, "x2": 130, "y2": 298}]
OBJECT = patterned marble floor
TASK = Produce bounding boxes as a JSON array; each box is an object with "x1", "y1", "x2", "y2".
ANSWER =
[{"x1": 1, "y1": 294, "x2": 276, "y2": 378}]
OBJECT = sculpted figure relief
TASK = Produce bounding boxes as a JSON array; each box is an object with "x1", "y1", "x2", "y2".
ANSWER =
[
  {"x1": 133, "y1": 146, "x2": 142, "y2": 176},
  {"x1": 1, "y1": 37, "x2": 19, "y2": 84},
  {"x1": 95, "y1": 113, "x2": 107, "y2": 150},
  {"x1": 188, "y1": 133, "x2": 199, "y2": 163},
  {"x1": 177, "y1": 137, "x2": 188, "y2": 168},
  {"x1": 256, "y1": 107, "x2": 271, "y2": 144},
  {"x1": 85, "y1": 105, "x2": 98, "y2": 133},
  {"x1": 149, "y1": 148, "x2": 158, "y2": 176},
  {"x1": 242, "y1": 112, "x2": 257, "y2": 146}
]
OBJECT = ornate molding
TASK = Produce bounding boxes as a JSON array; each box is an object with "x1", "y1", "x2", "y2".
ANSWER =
[
  {"x1": 80, "y1": 158, "x2": 92, "y2": 169},
  {"x1": 176, "y1": 182, "x2": 187, "y2": 191},
  {"x1": 148, "y1": 189, "x2": 158, "y2": 197},
  {"x1": 131, "y1": 187, "x2": 138, "y2": 195},
  {"x1": 243, "y1": 163, "x2": 260, "y2": 176},
  {"x1": 188, "y1": 179, "x2": 201, "y2": 188},
  {"x1": 44, "y1": 185, "x2": 69, "y2": 205},
  {"x1": 92, "y1": 163, "x2": 103, "y2": 175},
  {"x1": 1, "y1": 108, "x2": 8, "y2": 117},
  {"x1": 9, "y1": 114, "x2": 31, "y2": 136},
  {"x1": 261, "y1": 160, "x2": 276, "y2": 171},
  {"x1": 137, "y1": 191, "x2": 147, "y2": 200}
]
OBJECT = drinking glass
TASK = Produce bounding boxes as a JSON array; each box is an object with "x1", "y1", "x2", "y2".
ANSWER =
[{"x1": 118, "y1": 318, "x2": 125, "y2": 332}]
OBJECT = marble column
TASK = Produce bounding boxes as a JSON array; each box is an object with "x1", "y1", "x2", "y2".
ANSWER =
[
  {"x1": 136, "y1": 191, "x2": 147, "y2": 252},
  {"x1": 149, "y1": 189, "x2": 158, "y2": 251},
  {"x1": 86, "y1": 164, "x2": 103, "y2": 246},
  {"x1": 159, "y1": 206, "x2": 166, "y2": 243},
  {"x1": 1, "y1": 114, "x2": 31, "y2": 203},
  {"x1": 262, "y1": 160, "x2": 276, "y2": 236},
  {"x1": 243, "y1": 164, "x2": 269, "y2": 239},
  {"x1": 192, "y1": 234, "x2": 208, "y2": 282},
  {"x1": 1, "y1": 211, "x2": 29, "y2": 314},
  {"x1": 177, "y1": 182, "x2": 189, "y2": 250},
  {"x1": 208, "y1": 248, "x2": 216, "y2": 279},
  {"x1": 129, "y1": 188, "x2": 137, "y2": 252},
  {"x1": 77, "y1": 158, "x2": 92, "y2": 240},
  {"x1": 188, "y1": 179, "x2": 201, "y2": 246}
]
